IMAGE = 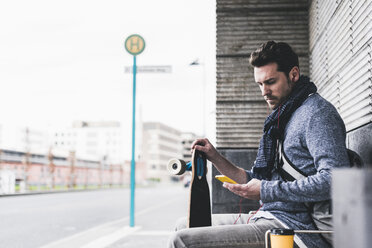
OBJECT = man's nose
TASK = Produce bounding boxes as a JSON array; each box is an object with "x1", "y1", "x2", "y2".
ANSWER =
[{"x1": 262, "y1": 84, "x2": 270, "y2": 96}]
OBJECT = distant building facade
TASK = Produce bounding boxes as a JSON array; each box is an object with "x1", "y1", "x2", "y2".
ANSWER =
[
  {"x1": 52, "y1": 121, "x2": 124, "y2": 164},
  {"x1": 140, "y1": 122, "x2": 183, "y2": 182},
  {"x1": 0, "y1": 120, "x2": 195, "y2": 188},
  {"x1": 0, "y1": 124, "x2": 48, "y2": 154},
  {"x1": 0, "y1": 121, "x2": 139, "y2": 192},
  {"x1": 0, "y1": 149, "x2": 124, "y2": 192},
  {"x1": 181, "y1": 132, "x2": 200, "y2": 162}
]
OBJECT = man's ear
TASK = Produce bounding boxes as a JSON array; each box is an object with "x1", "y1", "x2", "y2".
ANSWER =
[{"x1": 289, "y1": 66, "x2": 300, "y2": 83}]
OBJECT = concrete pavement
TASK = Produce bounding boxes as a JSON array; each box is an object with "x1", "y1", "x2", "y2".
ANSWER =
[{"x1": 37, "y1": 184, "x2": 189, "y2": 248}]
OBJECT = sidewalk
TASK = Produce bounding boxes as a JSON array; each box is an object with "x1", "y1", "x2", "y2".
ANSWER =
[
  {"x1": 40, "y1": 184, "x2": 189, "y2": 248},
  {"x1": 107, "y1": 185, "x2": 189, "y2": 248},
  {"x1": 106, "y1": 198, "x2": 187, "y2": 248}
]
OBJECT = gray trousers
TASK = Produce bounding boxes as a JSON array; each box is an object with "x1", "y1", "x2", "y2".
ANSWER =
[{"x1": 168, "y1": 213, "x2": 292, "y2": 248}]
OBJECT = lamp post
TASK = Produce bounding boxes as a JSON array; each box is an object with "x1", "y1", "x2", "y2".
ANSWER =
[{"x1": 190, "y1": 59, "x2": 206, "y2": 137}]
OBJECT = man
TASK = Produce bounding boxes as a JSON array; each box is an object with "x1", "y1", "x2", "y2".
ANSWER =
[{"x1": 168, "y1": 41, "x2": 350, "y2": 248}]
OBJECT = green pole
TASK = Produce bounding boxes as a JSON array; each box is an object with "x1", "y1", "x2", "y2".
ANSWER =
[
  {"x1": 125, "y1": 34, "x2": 144, "y2": 228},
  {"x1": 130, "y1": 55, "x2": 137, "y2": 227}
]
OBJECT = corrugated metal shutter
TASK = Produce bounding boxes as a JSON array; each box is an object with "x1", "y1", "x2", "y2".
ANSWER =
[
  {"x1": 216, "y1": 0, "x2": 309, "y2": 148},
  {"x1": 309, "y1": 0, "x2": 372, "y2": 132}
]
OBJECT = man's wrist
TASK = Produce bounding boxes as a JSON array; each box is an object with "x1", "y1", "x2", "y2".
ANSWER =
[{"x1": 260, "y1": 180, "x2": 271, "y2": 202}]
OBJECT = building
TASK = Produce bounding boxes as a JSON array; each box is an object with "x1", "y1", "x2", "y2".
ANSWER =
[
  {"x1": 181, "y1": 132, "x2": 200, "y2": 162},
  {"x1": 140, "y1": 122, "x2": 183, "y2": 182},
  {"x1": 0, "y1": 148, "x2": 124, "y2": 191},
  {"x1": 0, "y1": 124, "x2": 48, "y2": 154},
  {"x1": 52, "y1": 121, "x2": 125, "y2": 164},
  {"x1": 0, "y1": 122, "x2": 128, "y2": 190}
]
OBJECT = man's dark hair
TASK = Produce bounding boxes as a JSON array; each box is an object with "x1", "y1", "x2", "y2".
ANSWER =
[{"x1": 249, "y1": 41, "x2": 299, "y2": 76}]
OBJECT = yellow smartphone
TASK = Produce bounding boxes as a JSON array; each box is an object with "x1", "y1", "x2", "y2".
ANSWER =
[{"x1": 215, "y1": 175, "x2": 238, "y2": 184}]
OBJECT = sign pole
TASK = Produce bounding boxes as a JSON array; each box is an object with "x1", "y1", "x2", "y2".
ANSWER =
[
  {"x1": 124, "y1": 34, "x2": 145, "y2": 228},
  {"x1": 130, "y1": 55, "x2": 136, "y2": 227}
]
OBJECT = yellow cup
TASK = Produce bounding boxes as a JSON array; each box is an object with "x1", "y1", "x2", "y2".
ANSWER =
[{"x1": 270, "y1": 228, "x2": 294, "y2": 248}]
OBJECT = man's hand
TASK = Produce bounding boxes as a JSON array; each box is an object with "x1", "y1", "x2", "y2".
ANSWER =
[
  {"x1": 223, "y1": 178, "x2": 261, "y2": 200},
  {"x1": 191, "y1": 138, "x2": 218, "y2": 162},
  {"x1": 190, "y1": 138, "x2": 248, "y2": 184}
]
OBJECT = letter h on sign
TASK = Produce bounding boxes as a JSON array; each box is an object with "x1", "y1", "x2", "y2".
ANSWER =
[{"x1": 130, "y1": 37, "x2": 141, "y2": 53}]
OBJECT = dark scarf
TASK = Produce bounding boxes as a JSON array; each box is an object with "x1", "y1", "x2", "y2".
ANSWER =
[{"x1": 252, "y1": 75, "x2": 317, "y2": 180}]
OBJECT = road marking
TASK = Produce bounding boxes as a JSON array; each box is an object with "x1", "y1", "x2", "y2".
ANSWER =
[
  {"x1": 80, "y1": 226, "x2": 141, "y2": 248},
  {"x1": 40, "y1": 197, "x2": 180, "y2": 248}
]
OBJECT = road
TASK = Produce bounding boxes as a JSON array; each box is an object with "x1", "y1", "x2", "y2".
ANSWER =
[{"x1": 0, "y1": 184, "x2": 188, "y2": 248}]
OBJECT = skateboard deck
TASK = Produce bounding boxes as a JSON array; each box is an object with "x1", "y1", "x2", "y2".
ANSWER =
[
  {"x1": 167, "y1": 149, "x2": 212, "y2": 228},
  {"x1": 188, "y1": 149, "x2": 211, "y2": 228}
]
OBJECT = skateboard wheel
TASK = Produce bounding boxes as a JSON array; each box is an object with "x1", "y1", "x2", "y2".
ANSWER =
[{"x1": 167, "y1": 158, "x2": 186, "y2": 175}]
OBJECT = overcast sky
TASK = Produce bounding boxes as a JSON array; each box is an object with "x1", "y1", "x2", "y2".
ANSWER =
[{"x1": 0, "y1": 0, "x2": 216, "y2": 147}]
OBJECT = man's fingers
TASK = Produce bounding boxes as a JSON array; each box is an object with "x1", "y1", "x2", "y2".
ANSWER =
[
  {"x1": 223, "y1": 183, "x2": 244, "y2": 191},
  {"x1": 223, "y1": 183, "x2": 248, "y2": 195},
  {"x1": 191, "y1": 139, "x2": 210, "y2": 153},
  {"x1": 223, "y1": 181, "x2": 260, "y2": 200},
  {"x1": 224, "y1": 188, "x2": 245, "y2": 198},
  {"x1": 191, "y1": 138, "x2": 206, "y2": 149},
  {"x1": 194, "y1": 144, "x2": 207, "y2": 153}
]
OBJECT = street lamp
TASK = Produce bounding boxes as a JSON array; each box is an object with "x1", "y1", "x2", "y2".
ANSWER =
[{"x1": 189, "y1": 59, "x2": 206, "y2": 137}]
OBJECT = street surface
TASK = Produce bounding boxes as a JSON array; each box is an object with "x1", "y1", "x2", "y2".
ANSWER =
[{"x1": 0, "y1": 184, "x2": 188, "y2": 248}]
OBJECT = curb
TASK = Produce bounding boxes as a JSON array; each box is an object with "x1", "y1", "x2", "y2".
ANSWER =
[
  {"x1": 0, "y1": 182, "x2": 181, "y2": 197},
  {"x1": 0, "y1": 187, "x2": 126, "y2": 197}
]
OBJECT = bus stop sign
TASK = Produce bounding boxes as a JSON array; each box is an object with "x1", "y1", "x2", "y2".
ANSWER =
[{"x1": 125, "y1": 34, "x2": 145, "y2": 56}]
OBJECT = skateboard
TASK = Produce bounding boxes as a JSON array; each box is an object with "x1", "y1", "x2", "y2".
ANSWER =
[{"x1": 167, "y1": 149, "x2": 212, "y2": 228}]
